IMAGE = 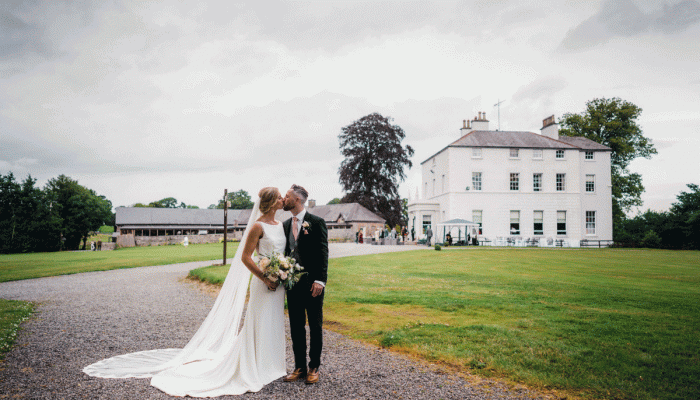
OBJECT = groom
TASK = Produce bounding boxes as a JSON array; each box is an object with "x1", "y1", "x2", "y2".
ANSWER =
[{"x1": 282, "y1": 184, "x2": 329, "y2": 384}]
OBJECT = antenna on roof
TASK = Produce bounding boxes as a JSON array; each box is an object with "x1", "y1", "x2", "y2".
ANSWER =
[{"x1": 493, "y1": 99, "x2": 505, "y2": 131}]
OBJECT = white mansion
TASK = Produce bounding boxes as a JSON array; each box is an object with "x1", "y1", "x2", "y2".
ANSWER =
[{"x1": 407, "y1": 113, "x2": 613, "y2": 246}]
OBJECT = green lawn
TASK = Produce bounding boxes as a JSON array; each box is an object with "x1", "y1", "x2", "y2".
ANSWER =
[
  {"x1": 0, "y1": 242, "x2": 237, "y2": 283},
  {"x1": 0, "y1": 299, "x2": 33, "y2": 360},
  {"x1": 191, "y1": 247, "x2": 700, "y2": 400}
]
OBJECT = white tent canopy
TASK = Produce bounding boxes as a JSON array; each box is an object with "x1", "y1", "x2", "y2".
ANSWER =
[
  {"x1": 436, "y1": 218, "x2": 480, "y2": 244},
  {"x1": 436, "y1": 218, "x2": 479, "y2": 227}
]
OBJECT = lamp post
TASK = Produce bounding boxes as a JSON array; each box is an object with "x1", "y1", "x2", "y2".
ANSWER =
[{"x1": 223, "y1": 189, "x2": 228, "y2": 265}]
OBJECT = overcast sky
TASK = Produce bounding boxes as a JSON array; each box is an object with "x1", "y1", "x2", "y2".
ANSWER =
[{"x1": 2, "y1": 0, "x2": 698, "y2": 212}]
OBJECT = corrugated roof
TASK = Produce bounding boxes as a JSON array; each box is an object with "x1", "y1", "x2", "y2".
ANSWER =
[
  {"x1": 116, "y1": 208, "x2": 249, "y2": 225},
  {"x1": 422, "y1": 130, "x2": 612, "y2": 164},
  {"x1": 116, "y1": 203, "x2": 385, "y2": 226}
]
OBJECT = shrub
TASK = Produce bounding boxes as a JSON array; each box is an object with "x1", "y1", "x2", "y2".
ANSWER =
[
  {"x1": 98, "y1": 225, "x2": 115, "y2": 234},
  {"x1": 640, "y1": 230, "x2": 662, "y2": 248},
  {"x1": 434, "y1": 244, "x2": 442, "y2": 251}
]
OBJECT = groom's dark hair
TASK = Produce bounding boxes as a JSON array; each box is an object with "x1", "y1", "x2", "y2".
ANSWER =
[{"x1": 291, "y1": 184, "x2": 308, "y2": 204}]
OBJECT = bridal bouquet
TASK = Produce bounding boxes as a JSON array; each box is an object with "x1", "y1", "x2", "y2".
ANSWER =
[{"x1": 258, "y1": 252, "x2": 306, "y2": 290}]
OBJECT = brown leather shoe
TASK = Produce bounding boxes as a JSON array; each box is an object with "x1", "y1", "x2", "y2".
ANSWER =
[
  {"x1": 305, "y1": 368, "x2": 319, "y2": 384},
  {"x1": 283, "y1": 368, "x2": 306, "y2": 382}
]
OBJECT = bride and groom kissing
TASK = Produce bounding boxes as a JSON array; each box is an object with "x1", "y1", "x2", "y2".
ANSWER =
[{"x1": 84, "y1": 184, "x2": 329, "y2": 397}]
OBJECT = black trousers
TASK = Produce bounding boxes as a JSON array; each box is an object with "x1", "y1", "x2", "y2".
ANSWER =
[{"x1": 286, "y1": 277, "x2": 324, "y2": 370}]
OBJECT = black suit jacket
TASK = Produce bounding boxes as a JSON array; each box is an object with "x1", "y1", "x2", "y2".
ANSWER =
[{"x1": 283, "y1": 211, "x2": 329, "y2": 285}]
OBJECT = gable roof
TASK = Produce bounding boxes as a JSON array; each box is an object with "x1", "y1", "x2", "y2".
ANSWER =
[{"x1": 422, "y1": 130, "x2": 611, "y2": 164}]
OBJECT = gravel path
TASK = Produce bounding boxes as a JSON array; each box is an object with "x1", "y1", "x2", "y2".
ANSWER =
[{"x1": 0, "y1": 244, "x2": 552, "y2": 399}]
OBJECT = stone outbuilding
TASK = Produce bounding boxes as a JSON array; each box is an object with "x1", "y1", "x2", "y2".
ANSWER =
[{"x1": 115, "y1": 201, "x2": 385, "y2": 246}]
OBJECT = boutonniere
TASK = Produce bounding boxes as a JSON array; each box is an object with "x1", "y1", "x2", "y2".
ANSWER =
[{"x1": 302, "y1": 221, "x2": 311, "y2": 235}]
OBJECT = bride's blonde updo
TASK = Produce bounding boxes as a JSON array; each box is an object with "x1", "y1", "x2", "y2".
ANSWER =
[{"x1": 258, "y1": 187, "x2": 280, "y2": 214}]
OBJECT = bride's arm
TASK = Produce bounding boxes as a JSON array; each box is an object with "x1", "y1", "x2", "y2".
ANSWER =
[{"x1": 241, "y1": 223, "x2": 278, "y2": 290}]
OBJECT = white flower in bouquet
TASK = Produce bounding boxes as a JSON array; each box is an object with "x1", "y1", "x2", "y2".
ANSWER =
[
  {"x1": 279, "y1": 259, "x2": 291, "y2": 271},
  {"x1": 279, "y1": 270, "x2": 288, "y2": 280},
  {"x1": 258, "y1": 257, "x2": 270, "y2": 269}
]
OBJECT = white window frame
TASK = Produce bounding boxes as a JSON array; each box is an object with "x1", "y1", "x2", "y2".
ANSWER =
[
  {"x1": 586, "y1": 174, "x2": 595, "y2": 193},
  {"x1": 533, "y1": 173, "x2": 542, "y2": 192},
  {"x1": 556, "y1": 173, "x2": 566, "y2": 192},
  {"x1": 585, "y1": 151, "x2": 594, "y2": 160},
  {"x1": 586, "y1": 211, "x2": 596, "y2": 235},
  {"x1": 472, "y1": 172, "x2": 482, "y2": 191},
  {"x1": 472, "y1": 210, "x2": 483, "y2": 235},
  {"x1": 510, "y1": 173, "x2": 520, "y2": 191},
  {"x1": 510, "y1": 210, "x2": 520, "y2": 235},
  {"x1": 533, "y1": 210, "x2": 543, "y2": 235},
  {"x1": 472, "y1": 148, "x2": 482, "y2": 158},
  {"x1": 532, "y1": 149, "x2": 543, "y2": 160},
  {"x1": 556, "y1": 150, "x2": 565, "y2": 159},
  {"x1": 509, "y1": 148, "x2": 519, "y2": 159},
  {"x1": 557, "y1": 211, "x2": 567, "y2": 235}
]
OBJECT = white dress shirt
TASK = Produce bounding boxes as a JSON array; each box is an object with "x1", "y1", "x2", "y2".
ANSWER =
[{"x1": 292, "y1": 208, "x2": 325, "y2": 288}]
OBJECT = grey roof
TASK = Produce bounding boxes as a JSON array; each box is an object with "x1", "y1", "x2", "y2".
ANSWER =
[
  {"x1": 115, "y1": 203, "x2": 384, "y2": 227},
  {"x1": 451, "y1": 130, "x2": 577, "y2": 149},
  {"x1": 116, "y1": 208, "x2": 248, "y2": 226},
  {"x1": 556, "y1": 136, "x2": 612, "y2": 150},
  {"x1": 422, "y1": 130, "x2": 611, "y2": 164},
  {"x1": 302, "y1": 203, "x2": 385, "y2": 223}
]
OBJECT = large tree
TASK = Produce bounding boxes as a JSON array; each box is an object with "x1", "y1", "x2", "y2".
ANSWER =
[
  {"x1": 338, "y1": 113, "x2": 414, "y2": 226},
  {"x1": 559, "y1": 98, "x2": 657, "y2": 234},
  {"x1": 209, "y1": 189, "x2": 254, "y2": 209},
  {"x1": 45, "y1": 175, "x2": 113, "y2": 250},
  {"x1": 0, "y1": 173, "x2": 62, "y2": 253}
]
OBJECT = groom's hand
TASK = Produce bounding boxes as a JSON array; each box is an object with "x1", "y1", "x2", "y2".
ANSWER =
[{"x1": 310, "y1": 282, "x2": 324, "y2": 297}]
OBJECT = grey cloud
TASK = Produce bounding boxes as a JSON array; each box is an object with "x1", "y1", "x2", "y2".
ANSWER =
[
  {"x1": 559, "y1": 0, "x2": 700, "y2": 51},
  {"x1": 654, "y1": 0, "x2": 700, "y2": 33},
  {"x1": 512, "y1": 77, "x2": 568, "y2": 103}
]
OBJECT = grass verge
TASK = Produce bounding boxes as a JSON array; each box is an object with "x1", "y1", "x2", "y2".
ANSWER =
[
  {"x1": 0, "y1": 299, "x2": 33, "y2": 360},
  {"x1": 189, "y1": 247, "x2": 700, "y2": 400},
  {"x1": 0, "y1": 242, "x2": 238, "y2": 283}
]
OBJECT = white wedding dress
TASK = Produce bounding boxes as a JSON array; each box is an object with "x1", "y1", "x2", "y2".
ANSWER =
[{"x1": 83, "y1": 201, "x2": 287, "y2": 397}]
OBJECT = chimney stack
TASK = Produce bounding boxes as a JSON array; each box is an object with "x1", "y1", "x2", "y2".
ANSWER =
[
  {"x1": 540, "y1": 115, "x2": 559, "y2": 140},
  {"x1": 308, "y1": 199, "x2": 316, "y2": 208},
  {"x1": 470, "y1": 111, "x2": 490, "y2": 131},
  {"x1": 460, "y1": 119, "x2": 472, "y2": 136}
]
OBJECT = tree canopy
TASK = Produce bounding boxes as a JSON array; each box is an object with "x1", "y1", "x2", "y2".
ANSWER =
[
  {"x1": 559, "y1": 97, "x2": 657, "y2": 234},
  {"x1": 0, "y1": 173, "x2": 62, "y2": 253},
  {"x1": 616, "y1": 184, "x2": 699, "y2": 250},
  {"x1": 45, "y1": 175, "x2": 113, "y2": 250},
  {"x1": 327, "y1": 198, "x2": 341, "y2": 205},
  {"x1": 209, "y1": 189, "x2": 254, "y2": 209},
  {"x1": 133, "y1": 197, "x2": 199, "y2": 209},
  {"x1": 0, "y1": 173, "x2": 113, "y2": 253},
  {"x1": 338, "y1": 113, "x2": 414, "y2": 226}
]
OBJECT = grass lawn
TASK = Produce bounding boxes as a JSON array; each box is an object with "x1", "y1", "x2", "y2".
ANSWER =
[
  {"x1": 191, "y1": 247, "x2": 700, "y2": 400},
  {"x1": 0, "y1": 299, "x2": 33, "y2": 360},
  {"x1": 0, "y1": 242, "x2": 238, "y2": 283}
]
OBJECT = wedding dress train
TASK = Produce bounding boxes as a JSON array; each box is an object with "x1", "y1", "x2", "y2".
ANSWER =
[{"x1": 84, "y1": 202, "x2": 287, "y2": 397}]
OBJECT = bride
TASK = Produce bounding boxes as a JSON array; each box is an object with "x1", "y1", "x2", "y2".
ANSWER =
[{"x1": 84, "y1": 187, "x2": 288, "y2": 397}]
